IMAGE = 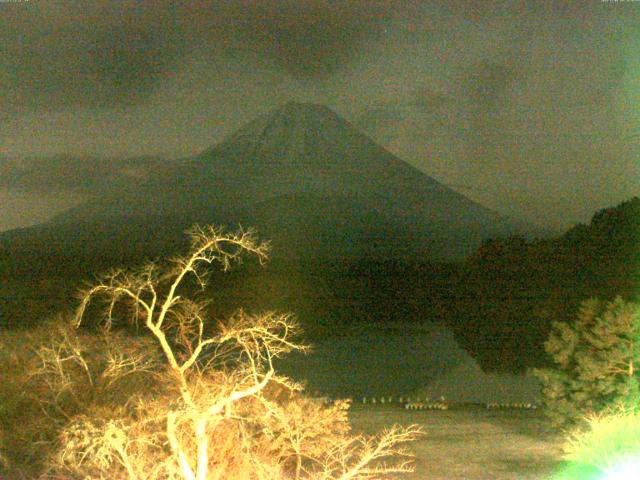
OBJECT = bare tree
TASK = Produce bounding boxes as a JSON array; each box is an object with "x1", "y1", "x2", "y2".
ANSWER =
[{"x1": 37, "y1": 225, "x2": 422, "y2": 479}]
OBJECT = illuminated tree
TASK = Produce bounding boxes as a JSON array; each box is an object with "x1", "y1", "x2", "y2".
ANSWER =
[
  {"x1": 534, "y1": 297, "x2": 640, "y2": 427},
  {"x1": 34, "y1": 225, "x2": 421, "y2": 479}
]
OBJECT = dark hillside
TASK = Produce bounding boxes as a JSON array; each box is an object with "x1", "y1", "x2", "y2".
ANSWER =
[{"x1": 445, "y1": 197, "x2": 640, "y2": 371}]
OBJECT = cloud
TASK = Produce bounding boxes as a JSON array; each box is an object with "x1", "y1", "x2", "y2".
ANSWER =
[
  {"x1": 0, "y1": 0, "x2": 638, "y2": 230},
  {"x1": 0, "y1": 0, "x2": 397, "y2": 113},
  {"x1": 353, "y1": 2, "x2": 640, "y2": 229},
  {"x1": 0, "y1": 155, "x2": 164, "y2": 194}
]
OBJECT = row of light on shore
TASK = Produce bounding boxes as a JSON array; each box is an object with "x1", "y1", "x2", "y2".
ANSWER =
[
  {"x1": 310, "y1": 396, "x2": 539, "y2": 410},
  {"x1": 361, "y1": 396, "x2": 446, "y2": 404},
  {"x1": 356, "y1": 397, "x2": 538, "y2": 410},
  {"x1": 405, "y1": 401, "x2": 448, "y2": 410},
  {"x1": 485, "y1": 402, "x2": 537, "y2": 410}
]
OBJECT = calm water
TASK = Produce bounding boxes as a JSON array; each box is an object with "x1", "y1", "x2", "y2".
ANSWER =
[{"x1": 276, "y1": 322, "x2": 541, "y2": 403}]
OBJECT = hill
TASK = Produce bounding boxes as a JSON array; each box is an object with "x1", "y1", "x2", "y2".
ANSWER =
[{"x1": 443, "y1": 196, "x2": 640, "y2": 371}]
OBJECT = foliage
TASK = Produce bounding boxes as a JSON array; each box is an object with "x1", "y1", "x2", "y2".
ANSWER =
[
  {"x1": 533, "y1": 297, "x2": 640, "y2": 427},
  {"x1": 2, "y1": 225, "x2": 422, "y2": 479},
  {"x1": 551, "y1": 405, "x2": 640, "y2": 479}
]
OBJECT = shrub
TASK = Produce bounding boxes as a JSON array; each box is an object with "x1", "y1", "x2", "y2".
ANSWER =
[
  {"x1": 534, "y1": 297, "x2": 640, "y2": 427},
  {"x1": 551, "y1": 406, "x2": 640, "y2": 479},
  {"x1": 0, "y1": 315, "x2": 166, "y2": 478},
  {"x1": 3, "y1": 225, "x2": 422, "y2": 479}
]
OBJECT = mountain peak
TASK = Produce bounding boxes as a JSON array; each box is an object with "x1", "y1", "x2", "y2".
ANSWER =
[
  {"x1": 267, "y1": 101, "x2": 341, "y2": 127},
  {"x1": 280, "y1": 100, "x2": 326, "y2": 110},
  {"x1": 211, "y1": 101, "x2": 360, "y2": 167}
]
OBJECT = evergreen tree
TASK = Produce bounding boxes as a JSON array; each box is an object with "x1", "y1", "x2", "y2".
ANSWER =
[{"x1": 534, "y1": 297, "x2": 640, "y2": 427}]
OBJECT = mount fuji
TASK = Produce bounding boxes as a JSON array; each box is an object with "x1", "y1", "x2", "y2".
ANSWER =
[{"x1": 2, "y1": 102, "x2": 532, "y2": 262}]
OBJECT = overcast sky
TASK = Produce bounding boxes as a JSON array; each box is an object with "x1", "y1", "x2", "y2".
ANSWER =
[{"x1": 1, "y1": 0, "x2": 639, "y2": 232}]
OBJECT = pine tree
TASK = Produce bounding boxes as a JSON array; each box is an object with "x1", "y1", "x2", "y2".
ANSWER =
[{"x1": 534, "y1": 297, "x2": 640, "y2": 427}]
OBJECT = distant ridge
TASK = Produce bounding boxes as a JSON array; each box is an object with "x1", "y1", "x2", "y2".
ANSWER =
[{"x1": 2, "y1": 101, "x2": 534, "y2": 261}]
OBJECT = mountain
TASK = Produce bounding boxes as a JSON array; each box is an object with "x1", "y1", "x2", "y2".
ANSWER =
[{"x1": 1, "y1": 102, "x2": 532, "y2": 263}]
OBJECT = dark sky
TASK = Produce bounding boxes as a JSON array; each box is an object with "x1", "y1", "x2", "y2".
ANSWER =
[{"x1": 1, "y1": 0, "x2": 639, "y2": 232}]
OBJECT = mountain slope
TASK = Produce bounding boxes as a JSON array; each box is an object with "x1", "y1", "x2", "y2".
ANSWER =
[{"x1": 5, "y1": 102, "x2": 531, "y2": 261}]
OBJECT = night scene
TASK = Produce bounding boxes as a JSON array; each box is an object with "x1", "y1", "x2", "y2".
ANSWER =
[{"x1": 1, "y1": 1, "x2": 639, "y2": 479}]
